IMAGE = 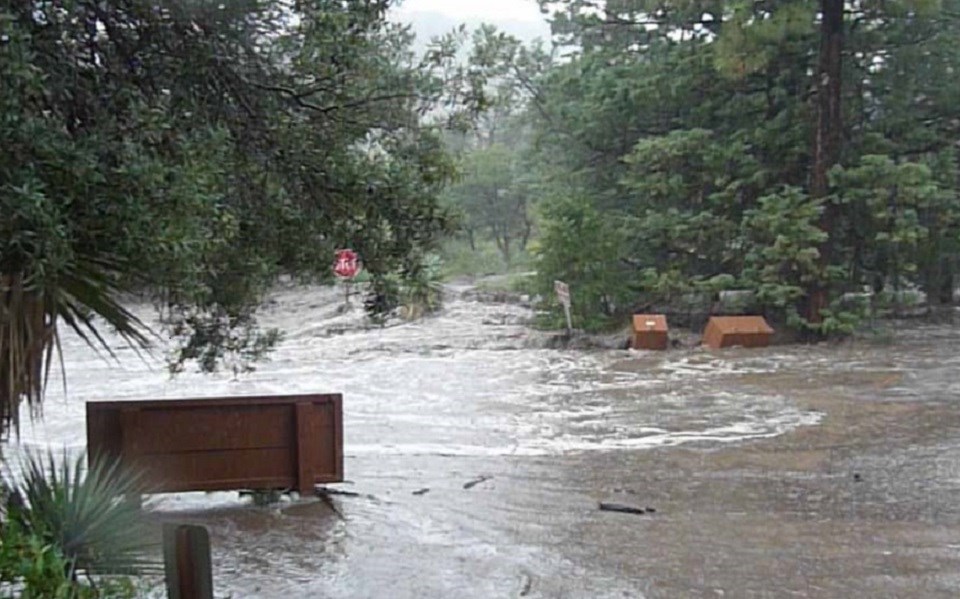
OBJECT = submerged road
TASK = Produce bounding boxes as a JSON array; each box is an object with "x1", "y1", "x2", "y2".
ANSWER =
[{"x1": 14, "y1": 285, "x2": 960, "y2": 597}]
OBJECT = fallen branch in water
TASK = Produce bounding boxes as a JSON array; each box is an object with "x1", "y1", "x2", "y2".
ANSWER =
[
  {"x1": 463, "y1": 475, "x2": 492, "y2": 490},
  {"x1": 598, "y1": 502, "x2": 655, "y2": 515},
  {"x1": 315, "y1": 487, "x2": 363, "y2": 498}
]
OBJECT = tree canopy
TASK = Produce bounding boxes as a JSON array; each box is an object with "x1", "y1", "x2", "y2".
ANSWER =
[
  {"x1": 6, "y1": 0, "x2": 960, "y2": 434},
  {"x1": 0, "y1": 0, "x2": 475, "y2": 434},
  {"x1": 523, "y1": 0, "x2": 960, "y2": 332}
]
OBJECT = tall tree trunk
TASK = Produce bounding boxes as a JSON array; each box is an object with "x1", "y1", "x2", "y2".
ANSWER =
[
  {"x1": 940, "y1": 257, "x2": 955, "y2": 305},
  {"x1": 807, "y1": 0, "x2": 845, "y2": 326},
  {"x1": 520, "y1": 217, "x2": 533, "y2": 251},
  {"x1": 466, "y1": 228, "x2": 476, "y2": 252},
  {"x1": 501, "y1": 235, "x2": 512, "y2": 268},
  {"x1": 491, "y1": 224, "x2": 512, "y2": 267},
  {"x1": 922, "y1": 227, "x2": 943, "y2": 306}
]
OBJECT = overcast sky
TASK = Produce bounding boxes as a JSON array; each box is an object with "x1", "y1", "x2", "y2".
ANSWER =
[
  {"x1": 393, "y1": 0, "x2": 551, "y2": 48},
  {"x1": 395, "y1": 0, "x2": 547, "y2": 23}
]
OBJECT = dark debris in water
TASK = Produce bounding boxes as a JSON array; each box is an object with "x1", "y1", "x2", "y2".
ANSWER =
[
  {"x1": 599, "y1": 502, "x2": 656, "y2": 516},
  {"x1": 463, "y1": 475, "x2": 493, "y2": 490},
  {"x1": 315, "y1": 487, "x2": 362, "y2": 498}
]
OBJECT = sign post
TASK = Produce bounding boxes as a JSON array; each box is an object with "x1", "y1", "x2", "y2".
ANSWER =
[
  {"x1": 333, "y1": 249, "x2": 361, "y2": 305},
  {"x1": 554, "y1": 280, "x2": 572, "y2": 333}
]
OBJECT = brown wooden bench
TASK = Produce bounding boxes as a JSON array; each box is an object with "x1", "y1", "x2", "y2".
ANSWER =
[
  {"x1": 702, "y1": 316, "x2": 774, "y2": 349},
  {"x1": 632, "y1": 314, "x2": 669, "y2": 350},
  {"x1": 86, "y1": 394, "x2": 343, "y2": 495}
]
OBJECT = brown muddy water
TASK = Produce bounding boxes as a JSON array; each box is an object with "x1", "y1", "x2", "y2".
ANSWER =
[{"x1": 11, "y1": 285, "x2": 960, "y2": 598}]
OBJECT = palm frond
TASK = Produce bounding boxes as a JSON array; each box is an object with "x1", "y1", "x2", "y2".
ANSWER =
[
  {"x1": 52, "y1": 254, "x2": 153, "y2": 357},
  {"x1": 0, "y1": 254, "x2": 154, "y2": 437},
  {"x1": 0, "y1": 273, "x2": 51, "y2": 436}
]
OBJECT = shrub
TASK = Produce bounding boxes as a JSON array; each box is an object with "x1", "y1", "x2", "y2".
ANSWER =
[{"x1": 5, "y1": 451, "x2": 159, "y2": 582}]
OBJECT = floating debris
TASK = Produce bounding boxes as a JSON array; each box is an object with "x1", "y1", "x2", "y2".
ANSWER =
[
  {"x1": 599, "y1": 502, "x2": 654, "y2": 515},
  {"x1": 463, "y1": 476, "x2": 492, "y2": 490}
]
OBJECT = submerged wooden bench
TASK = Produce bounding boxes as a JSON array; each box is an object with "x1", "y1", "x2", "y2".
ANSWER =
[
  {"x1": 632, "y1": 314, "x2": 669, "y2": 350},
  {"x1": 702, "y1": 316, "x2": 774, "y2": 349},
  {"x1": 86, "y1": 394, "x2": 343, "y2": 495}
]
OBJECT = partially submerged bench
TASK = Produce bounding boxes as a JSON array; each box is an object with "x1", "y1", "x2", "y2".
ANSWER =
[
  {"x1": 632, "y1": 314, "x2": 669, "y2": 350},
  {"x1": 86, "y1": 394, "x2": 343, "y2": 495},
  {"x1": 702, "y1": 316, "x2": 774, "y2": 349}
]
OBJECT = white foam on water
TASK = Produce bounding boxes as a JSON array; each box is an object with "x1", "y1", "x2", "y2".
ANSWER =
[{"x1": 12, "y1": 284, "x2": 823, "y2": 469}]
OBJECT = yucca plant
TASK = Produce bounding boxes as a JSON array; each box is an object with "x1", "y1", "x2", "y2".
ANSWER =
[
  {"x1": 398, "y1": 254, "x2": 445, "y2": 320},
  {"x1": 4, "y1": 450, "x2": 159, "y2": 580}
]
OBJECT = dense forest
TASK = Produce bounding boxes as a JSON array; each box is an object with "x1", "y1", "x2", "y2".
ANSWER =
[{"x1": 446, "y1": 0, "x2": 960, "y2": 334}]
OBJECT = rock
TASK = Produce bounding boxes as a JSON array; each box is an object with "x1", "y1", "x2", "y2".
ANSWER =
[{"x1": 544, "y1": 330, "x2": 632, "y2": 351}]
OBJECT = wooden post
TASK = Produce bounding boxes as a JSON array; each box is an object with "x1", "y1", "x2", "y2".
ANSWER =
[
  {"x1": 164, "y1": 524, "x2": 213, "y2": 599},
  {"x1": 554, "y1": 280, "x2": 572, "y2": 333}
]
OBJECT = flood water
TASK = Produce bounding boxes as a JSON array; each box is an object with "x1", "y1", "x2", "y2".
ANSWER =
[{"x1": 12, "y1": 284, "x2": 960, "y2": 598}]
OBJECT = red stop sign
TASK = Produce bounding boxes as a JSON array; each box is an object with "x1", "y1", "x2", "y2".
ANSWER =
[{"x1": 333, "y1": 249, "x2": 360, "y2": 279}]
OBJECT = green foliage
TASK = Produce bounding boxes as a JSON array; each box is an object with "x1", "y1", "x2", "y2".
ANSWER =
[
  {"x1": 5, "y1": 452, "x2": 158, "y2": 579},
  {"x1": 714, "y1": 3, "x2": 816, "y2": 76},
  {"x1": 438, "y1": 26, "x2": 550, "y2": 272},
  {"x1": 363, "y1": 276, "x2": 401, "y2": 325},
  {"x1": 620, "y1": 128, "x2": 755, "y2": 284},
  {"x1": 363, "y1": 252, "x2": 446, "y2": 323},
  {"x1": 523, "y1": 0, "x2": 960, "y2": 334},
  {"x1": 816, "y1": 307, "x2": 867, "y2": 337},
  {"x1": 0, "y1": 522, "x2": 80, "y2": 598},
  {"x1": 831, "y1": 155, "x2": 952, "y2": 288},
  {"x1": 477, "y1": 272, "x2": 538, "y2": 296},
  {"x1": 443, "y1": 143, "x2": 535, "y2": 267},
  {"x1": 534, "y1": 196, "x2": 632, "y2": 331},
  {"x1": 741, "y1": 187, "x2": 827, "y2": 311},
  {"x1": 439, "y1": 239, "x2": 510, "y2": 278},
  {"x1": 398, "y1": 253, "x2": 445, "y2": 319},
  {"x1": 0, "y1": 521, "x2": 140, "y2": 598},
  {"x1": 166, "y1": 309, "x2": 283, "y2": 377},
  {"x1": 0, "y1": 1, "x2": 485, "y2": 431}
]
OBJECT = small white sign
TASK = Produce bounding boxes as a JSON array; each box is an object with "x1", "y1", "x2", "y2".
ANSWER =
[
  {"x1": 554, "y1": 280, "x2": 572, "y2": 332},
  {"x1": 554, "y1": 280, "x2": 570, "y2": 306}
]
